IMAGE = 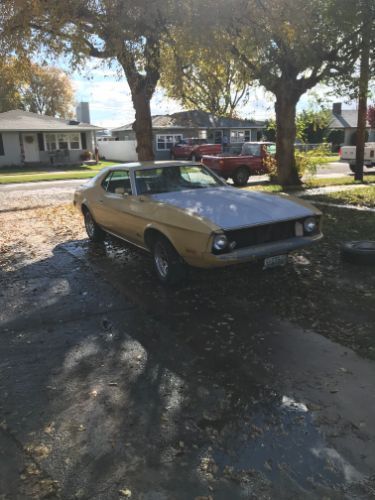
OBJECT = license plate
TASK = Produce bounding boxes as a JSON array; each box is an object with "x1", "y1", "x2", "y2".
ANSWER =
[{"x1": 263, "y1": 254, "x2": 288, "y2": 269}]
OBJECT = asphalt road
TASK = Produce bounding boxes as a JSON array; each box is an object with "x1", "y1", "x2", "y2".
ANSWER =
[{"x1": 0, "y1": 162, "x2": 354, "y2": 212}]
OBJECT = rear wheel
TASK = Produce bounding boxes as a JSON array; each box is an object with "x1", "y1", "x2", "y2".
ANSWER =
[
  {"x1": 232, "y1": 166, "x2": 250, "y2": 186},
  {"x1": 84, "y1": 209, "x2": 106, "y2": 242},
  {"x1": 152, "y1": 236, "x2": 187, "y2": 285}
]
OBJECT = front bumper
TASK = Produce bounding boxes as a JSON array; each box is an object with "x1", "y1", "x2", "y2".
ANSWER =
[{"x1": 184, "y1": 233, "x2": 323, "y2": 268}]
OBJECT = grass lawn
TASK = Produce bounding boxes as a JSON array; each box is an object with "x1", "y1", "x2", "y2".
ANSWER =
[
  {"x1": 303, "y1": 185, "x2": 375, "y2": 208},
  {"x1": 0, "y1": 161, "x2": 120, "y2": 184},
  {"x1": 243, "y1": 173, "x2": 375, "y2": 194}
]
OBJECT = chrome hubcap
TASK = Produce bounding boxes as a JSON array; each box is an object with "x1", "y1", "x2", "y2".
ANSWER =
[
  {"x1": 85, "y1": 212, "x2": 95, "y2": 237},
  {"x1": 154, "y1": 243, "x2": 169, "y2": 278}
]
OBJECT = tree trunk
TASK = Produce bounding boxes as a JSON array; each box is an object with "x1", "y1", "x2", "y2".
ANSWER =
[
  {"x1": 355, "y1": 2, "x2": 371, "y2": 182},
  {"x1": 131, "y1": 86, "x2": 155, "y2": 161},
  {"x1": 274, "y1": 92, "x2": 301, "y2": 186}
]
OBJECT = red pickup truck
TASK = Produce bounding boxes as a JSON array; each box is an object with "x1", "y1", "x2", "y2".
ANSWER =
[
  {"x1": 170, "y1": 138, "x2": 222, "y2": 161},
  {"x1": 202, "y1": 142, "x2": 276, "y2": 186}
]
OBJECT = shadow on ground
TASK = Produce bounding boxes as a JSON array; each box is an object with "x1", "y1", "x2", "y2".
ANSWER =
[{"x1": 1, "y1": 226, "x2": 375, "y2": 498}]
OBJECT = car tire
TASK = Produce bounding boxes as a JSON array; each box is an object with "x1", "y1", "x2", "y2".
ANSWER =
[
  {"x1": 341, "y1": 241, "x2": 375, "y2": 265},
  {"x1": 232, "y1": 166, "x2": 250, "y2": 186},
  {"x1": 84, "y1": 209, "x2": 106, "y2": 242},
  {"x1": 152, "y1": 236, "x2": 187, "y2": 285},
  {"x1": 349, "y1": 165, "x2": 356, "y2": 173}
]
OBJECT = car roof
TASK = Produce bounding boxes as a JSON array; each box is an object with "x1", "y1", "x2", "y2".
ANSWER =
[{"x1": 106, "y1": 161, "x2": 202, "y2": 171}]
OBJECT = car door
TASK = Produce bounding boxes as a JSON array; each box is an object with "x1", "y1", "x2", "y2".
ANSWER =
[{"x1": 94, "y1": 170, "x2": 136, "y2": 239}]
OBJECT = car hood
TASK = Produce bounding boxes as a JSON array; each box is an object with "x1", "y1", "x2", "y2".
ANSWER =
[{"x1": 150, "y1": 187, "x2": 315, "y2": 230}]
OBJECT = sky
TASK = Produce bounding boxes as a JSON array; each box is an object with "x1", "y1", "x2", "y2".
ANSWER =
[{"x1": 70, "y1": 60, "x2": 357, "y2": 130}]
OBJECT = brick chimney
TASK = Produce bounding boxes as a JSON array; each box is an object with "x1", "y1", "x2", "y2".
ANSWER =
[{"x1": 332, "y1": 102, "x2": 342, "y2": 115}]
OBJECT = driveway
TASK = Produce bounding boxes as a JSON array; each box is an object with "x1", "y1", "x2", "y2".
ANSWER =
[{"x1": 1, "y1": 193, "x2": 375, "y2": 498}]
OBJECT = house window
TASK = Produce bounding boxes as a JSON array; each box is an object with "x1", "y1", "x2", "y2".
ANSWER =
[
  {"x1": 69, "y1": 134, "x2": 80, "y2": 150},
  {"x1": 230, "y1": 130, "x2": 251, "y2": 143},
  {"x1": 156, "y1": 134, "x2": 182, "y2": 151},
  {"x1": 45, "y1": 133, "x2": 82, "y2": 151},
  {"x1": 45, "y1": 134, "x2": 57, "y2": 151},
  {"x1": 58, "y1": 133, "x2": 69, "y2": 150}
]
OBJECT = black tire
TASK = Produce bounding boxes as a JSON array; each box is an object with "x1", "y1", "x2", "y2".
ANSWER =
[
  {"x1": 152, "y1": 236, "x2": 187, "y2": 285},
  {"x1": 341, "y1": 241, "x2": 375, "y2": 265},
  {"x1": 84, "y1": 209, "x2": 106, "y2": 242},
  {"x1": 232, "y1": 166, "x2": 250, "y2": 186},
  {"x1": 349, "y1": 165, "x2": 356, "y2": 173}
]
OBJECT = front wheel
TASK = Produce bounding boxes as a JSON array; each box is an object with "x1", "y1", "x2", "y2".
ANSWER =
[
  {"x1": 84, "y1": 209, "x2": 106, "y2": 242},
  {"x1": 232, "y1": 166, "x2": 250, "y2": 186},
  {"x1": 152, "y1": 237, "x2": 187, "y2": 285}
]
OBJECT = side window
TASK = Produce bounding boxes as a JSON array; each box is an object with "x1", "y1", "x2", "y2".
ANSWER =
[
  {"x1": 102, "y1": 170, "x2": 132, "y2": 194},
  {"x1": 101, "y1": 172, "x2": 112, "y2": 191}
]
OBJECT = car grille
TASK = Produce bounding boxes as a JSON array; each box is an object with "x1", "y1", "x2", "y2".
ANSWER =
[{"x1": 225, "y1": 220, "x2": 297, "y2": 250}]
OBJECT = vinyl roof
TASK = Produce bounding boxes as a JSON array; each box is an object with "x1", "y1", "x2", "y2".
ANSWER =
[{"x1": 102, "y1": 161, "x2": 202, "y2": 171}]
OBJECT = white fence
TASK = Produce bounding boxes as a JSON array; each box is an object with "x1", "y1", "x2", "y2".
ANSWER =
[{"x1": 98, "y1": 140, "x2": 138, "y2": 162}]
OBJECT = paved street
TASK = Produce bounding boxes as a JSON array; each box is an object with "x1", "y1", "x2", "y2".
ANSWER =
[
  {"x1": 1, "y1": 185, "x2": 375, "y2": 499},
  {"x1": 0, "y1": 162, "x2": 354, "y2": 212}
]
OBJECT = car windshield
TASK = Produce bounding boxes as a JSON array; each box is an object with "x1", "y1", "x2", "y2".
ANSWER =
[{"x1": 134, "y1": 165, "x2": 224, "y2": 195}]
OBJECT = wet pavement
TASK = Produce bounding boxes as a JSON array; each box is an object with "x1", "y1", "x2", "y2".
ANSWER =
[{"x1": 1, "y1": 201, "x2": 375, "y2": 499}]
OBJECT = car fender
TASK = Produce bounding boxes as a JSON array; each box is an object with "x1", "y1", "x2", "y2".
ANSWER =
[{"x1": 143, "y1": 222, "x2": 211, "y2": 258}]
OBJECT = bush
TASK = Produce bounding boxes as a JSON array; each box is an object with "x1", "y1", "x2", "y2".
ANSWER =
[
  {"x1": 80, "y1": 150, "x2": 92, "y2": 161},
  {"x1": 264, "y1": 145, "x2": 329, "y2": 181}
]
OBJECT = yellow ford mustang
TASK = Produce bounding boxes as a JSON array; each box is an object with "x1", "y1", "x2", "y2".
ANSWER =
[{"x1": 74, "y1": 161, "x2": 322, "y2": 285}]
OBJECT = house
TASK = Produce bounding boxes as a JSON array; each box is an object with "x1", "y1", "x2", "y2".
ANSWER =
[
  {"x1": 111, "y1": 109, "x2": 266, "y2": 160},
  {"x1": 329, "y1": 103, "x2": 373, "y2": 146},
  {"x1": 0, "y1": 109, "x2": 103, "y2": 167}
]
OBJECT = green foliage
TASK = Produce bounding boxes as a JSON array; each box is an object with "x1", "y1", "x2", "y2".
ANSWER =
[
  {"x1": 327, "y1": 129, "x2": 345, "y2": 150},
  {"x1": 0, "y1": 58, "x2": 74, "y2": 117},
  {"x1": 160, "y1": 32, "x2": 250, "y2": 117}
]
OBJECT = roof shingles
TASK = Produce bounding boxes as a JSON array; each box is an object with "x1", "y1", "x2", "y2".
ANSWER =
[
  {"x1": 112, "y1": 109, "x2": 265, "y2": 132},
  {"x1": 0, "y1": 109, "x2": 103, "y2": 132}
]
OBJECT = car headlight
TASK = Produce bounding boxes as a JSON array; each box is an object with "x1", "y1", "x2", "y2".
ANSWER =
[
  {"x1": 304, "y1": 217, "x2": 318, "y2": 234},
  {"x1": 213, "y1": 234, "x2": 228, "y2": 251}
]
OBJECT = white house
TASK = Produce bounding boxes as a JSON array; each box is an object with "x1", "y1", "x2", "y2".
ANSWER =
[{"x1": 0, "y1": 109, "x2": 103, "y2": 167}]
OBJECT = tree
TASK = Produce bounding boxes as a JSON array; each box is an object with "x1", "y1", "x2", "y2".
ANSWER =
[
  {"x1": 219, "y1": 0, "x2": 360, "y2": 185},
  {"x1": 0, "y1": 59, "x2": 74, "y2": 117},
  {"x1": 0, "y1": 58, "x2": 28, "y2": 112},
  {"x1": 21, "y1": 65, "x2": 75, "y2": 118},
  {"x1": 354, "y1": 0, "x2": 374, "y2": 181},
  {"x1": 0, "y1": 0, "x2": 187, "y2": 160},
  {"x1": 160, "y1": 33, "x2": 250, "y2": 117}
]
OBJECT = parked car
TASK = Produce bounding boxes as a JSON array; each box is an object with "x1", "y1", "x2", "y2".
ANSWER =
[
  {"x1": 170, "y1": 138, "x2": 222, "y2": 161},
  {"x1": 202, "y1": 142, "x2": 276, "y2": 186},
  {"x1": 74, "y1": 162, "x2": 322, "y2": 285},
  {"x1": 339, "y1": 143, "x2": 375, "y2": 172}
]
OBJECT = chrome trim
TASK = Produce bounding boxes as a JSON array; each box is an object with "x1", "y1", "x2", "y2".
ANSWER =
[{"x1": 104, "y1": 229, "x2": 149, "y2": 252}]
